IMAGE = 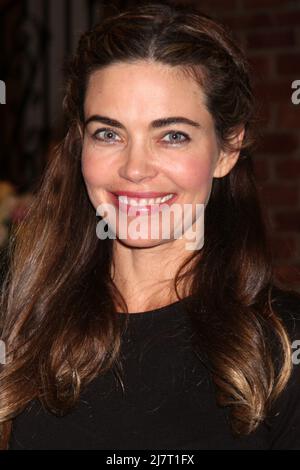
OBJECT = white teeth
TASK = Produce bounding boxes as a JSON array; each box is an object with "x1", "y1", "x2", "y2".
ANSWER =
[
  {"x1": 155, "y1": 194, "x2": 174, "y2": 203},
  {"x1": 139, "y1": 198, "x2": 148, "y2": 205},
  {"x1": 118, "y1": 194, "x2": 174, "y2": 206}
]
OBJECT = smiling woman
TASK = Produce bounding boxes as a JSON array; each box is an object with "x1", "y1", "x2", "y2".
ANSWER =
[
  {"x1": 81, "y1": 61, "x2": 221, "y2": 256},
  {"x1": 1, "y1": 1, "x2": 300, "y2": 450}
]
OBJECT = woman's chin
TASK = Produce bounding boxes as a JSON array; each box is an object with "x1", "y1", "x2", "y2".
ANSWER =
[{"x1": 115, "y1": 236, "x2": 171, "y2": 249}]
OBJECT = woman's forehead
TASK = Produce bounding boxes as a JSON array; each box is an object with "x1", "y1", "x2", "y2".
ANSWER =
[{"x1": 84, "y1": 61, "x2": 210, "y2": 125}]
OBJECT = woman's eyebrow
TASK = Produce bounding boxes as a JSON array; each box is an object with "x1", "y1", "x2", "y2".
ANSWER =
[{"x1": 84, "y1": 115, "x2": 201, "y2": 129}]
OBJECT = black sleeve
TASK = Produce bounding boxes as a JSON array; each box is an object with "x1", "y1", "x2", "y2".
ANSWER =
[{"x1": 268, "y1": 290, "x2": 300, "y2": 449}]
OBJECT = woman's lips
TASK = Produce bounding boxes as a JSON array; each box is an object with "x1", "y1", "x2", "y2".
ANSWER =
[{"x1": 108, "y1": 191, "x2": 178, "y2": 215}]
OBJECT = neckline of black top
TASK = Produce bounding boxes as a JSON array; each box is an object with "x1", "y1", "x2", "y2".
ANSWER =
[{"x1": 115, "y1": 295, "x2": 194, "y2": 319}]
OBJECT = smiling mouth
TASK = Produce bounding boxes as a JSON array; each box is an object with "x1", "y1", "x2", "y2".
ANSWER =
[
  {"x1": 109, "y1": 192, "x2": 178, "y2": 213},
  {"x1": 118, "y1": 193, "x2": 174, "y2": 205}
]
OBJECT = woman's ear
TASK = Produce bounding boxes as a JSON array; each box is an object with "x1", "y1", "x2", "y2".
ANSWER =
[{"x1": 213, "y1": 126, "x2": 245, "y2": 178}]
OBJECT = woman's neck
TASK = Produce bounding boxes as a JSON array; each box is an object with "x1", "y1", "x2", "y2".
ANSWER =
[{"x1": 110, "y1": 239, "x2": 196, "y2": 313}]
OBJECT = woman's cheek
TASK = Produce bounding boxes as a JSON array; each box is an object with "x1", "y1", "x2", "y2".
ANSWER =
[
  {"x1": 81, "y1": 150, "x2": 105, "y2": 188},
  {"x1": 176, "y1": 155, "x2": 214, "y2": 191}
]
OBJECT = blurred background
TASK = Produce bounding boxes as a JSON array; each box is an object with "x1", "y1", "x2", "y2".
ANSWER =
[{"x1": 0, "y1": 0, "x2": 300, "y2": 291}]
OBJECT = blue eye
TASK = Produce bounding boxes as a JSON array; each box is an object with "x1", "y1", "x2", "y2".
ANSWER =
[
  {"x1": 162, "y1": 131, "x2": 190, "y2": 145},
  {"x1": 92, "y1": 128, "x2": 190, "y2": 145},
  {"x1": 93, "y1": 128, "x2": 120, "y2": 143}
]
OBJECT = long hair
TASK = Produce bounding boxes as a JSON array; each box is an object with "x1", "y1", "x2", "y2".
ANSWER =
[{"x1": 0, "y1": 2, "x2": 297, "y2": 448}]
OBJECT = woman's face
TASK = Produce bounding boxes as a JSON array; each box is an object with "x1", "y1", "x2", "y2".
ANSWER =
[{"x1": 81, "y1": 60, "x2": 241, "y2": 249}]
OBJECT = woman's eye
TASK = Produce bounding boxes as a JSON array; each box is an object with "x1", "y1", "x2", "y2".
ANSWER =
[
  {"x1": 93, "y1": 128, "x2": 121, "y2": 143},
  {"x1": 91, "y1": 128, "x2": 190, "y2": 146},
  {"x1": 161, "y1": 131, "x2": 190, "y2": 145}
]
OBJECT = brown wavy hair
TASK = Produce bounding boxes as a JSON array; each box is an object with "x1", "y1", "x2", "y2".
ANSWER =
[{"x1": 0, "y1": 1, "x2": 297, "y2": 449}]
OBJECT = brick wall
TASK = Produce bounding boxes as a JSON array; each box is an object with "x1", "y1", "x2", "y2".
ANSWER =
[{"x1": 180, "y1": 0, "x2": 300, "y2": 292}]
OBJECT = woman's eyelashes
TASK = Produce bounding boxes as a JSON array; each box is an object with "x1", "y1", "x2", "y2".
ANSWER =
[
  {"x1": 92, "y1": 128, "x2": 121, "y2": 144},
  {"x1": 161, "y1": 131, "x2": 191, "y2": 145},
  {"x1": 91, "y1": 127, "x2": 191, "y2": 146}
]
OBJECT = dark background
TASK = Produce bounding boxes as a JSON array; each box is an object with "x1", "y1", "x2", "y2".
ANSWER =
[{"x1": 0, "y1": 0, "x2": 300, "y2": 291}]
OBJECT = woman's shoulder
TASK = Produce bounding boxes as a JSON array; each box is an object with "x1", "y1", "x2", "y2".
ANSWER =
[{"x1": 263, "y1": 285, "x2": 300, "y2": 449}]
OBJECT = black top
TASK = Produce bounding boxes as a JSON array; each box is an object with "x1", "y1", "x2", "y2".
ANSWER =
[{"x1": 9, "y1": 291, "x2": 300, "y2": 450}]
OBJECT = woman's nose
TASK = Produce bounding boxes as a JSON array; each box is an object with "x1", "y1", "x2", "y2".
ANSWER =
[{"x1": 118, "y1": 142, "x2": 158, "y2": 183}]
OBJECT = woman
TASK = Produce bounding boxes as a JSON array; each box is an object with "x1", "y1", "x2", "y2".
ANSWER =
[{"x1": 1, "y1": 2, "x2": 300, "y2": 450}]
